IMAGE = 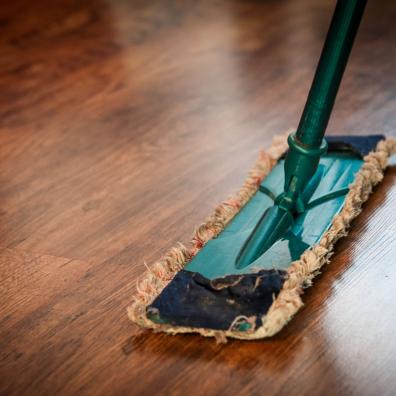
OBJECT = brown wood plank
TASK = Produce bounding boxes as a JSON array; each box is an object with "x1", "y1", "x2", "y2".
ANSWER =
[{"x1": 0, "y1": 0, "x2": 395, "y2": 395}]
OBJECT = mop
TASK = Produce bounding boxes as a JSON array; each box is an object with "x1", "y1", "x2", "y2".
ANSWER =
[{"x1": 128, "y1": 0, "x2": 396, "y2": 341}]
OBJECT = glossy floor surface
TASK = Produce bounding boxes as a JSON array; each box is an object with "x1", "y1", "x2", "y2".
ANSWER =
[{"x1": 0, "y1": 0, "x2": 395, "y2": 395}]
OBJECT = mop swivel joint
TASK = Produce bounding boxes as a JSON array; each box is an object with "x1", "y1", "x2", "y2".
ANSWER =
[
  {"x1": 278, "y1": 132, "x2": 328, "y2": 214},
  {"x1": 235, "y1": 133, "x2": 327, "y2": 269}
]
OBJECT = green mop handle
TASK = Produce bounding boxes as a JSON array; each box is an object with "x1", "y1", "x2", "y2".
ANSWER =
[
  {"x1": 279, "y1": 0, "x2": 367, "y2": 213},
  {"x1": 236, "y1": 0, "x2": 367, "y2": 268}
]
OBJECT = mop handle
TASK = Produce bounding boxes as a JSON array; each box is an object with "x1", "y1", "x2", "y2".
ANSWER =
[
  {"x1": 296, "y1": 0, "x2": 367, "y2": 147},
  {"x1": 237, "y1": 0, "x2": 368, "y2": 268},
  {"x1": 280, "y1": 0, "x2": 367, "y2": 214}
]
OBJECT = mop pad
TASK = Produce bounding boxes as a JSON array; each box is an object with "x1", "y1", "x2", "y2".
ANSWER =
[{"x1": 128, "y1": 133, "x2": 396, "y2": 341}]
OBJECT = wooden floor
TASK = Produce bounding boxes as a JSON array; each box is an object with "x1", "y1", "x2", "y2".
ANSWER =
[{"x1": 1, "y1": 0, "x2": 395, "y2": 395}]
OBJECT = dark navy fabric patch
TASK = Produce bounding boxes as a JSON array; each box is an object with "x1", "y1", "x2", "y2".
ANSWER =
[
  {"x1": 326, "y1": 134, "x2": 384, "y2": 157},
  {"x1": 147, "y1": 269, "x2": 288, "y2": 331},
  {"x1": 280, "y1": 134, "x2": 384, "y2": 159}
]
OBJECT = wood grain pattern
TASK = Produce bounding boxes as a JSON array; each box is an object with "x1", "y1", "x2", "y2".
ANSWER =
[{"x1": 0, "y1": 0, "x2": 395, "y2": 395}]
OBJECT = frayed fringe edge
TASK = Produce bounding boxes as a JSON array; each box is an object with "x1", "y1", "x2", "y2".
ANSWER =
[{"x1": 127, "y1": 134, "x2": 396, "y2": 342}]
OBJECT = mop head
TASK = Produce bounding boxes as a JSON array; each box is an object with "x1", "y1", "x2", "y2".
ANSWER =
[{"x1": 128, "y1": 133, "x2": 396, "y2": 342}]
